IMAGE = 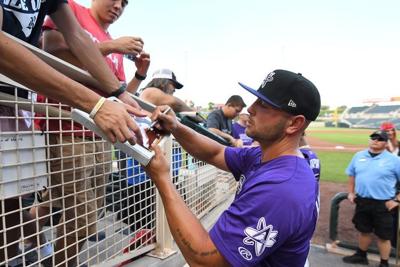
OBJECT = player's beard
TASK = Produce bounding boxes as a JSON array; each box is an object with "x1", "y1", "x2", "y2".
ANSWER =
[{"x1": 247, "y1": 117, "x2": 286, "y2": 145}]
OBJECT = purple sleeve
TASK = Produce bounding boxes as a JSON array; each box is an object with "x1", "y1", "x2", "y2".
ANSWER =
[
  {"x1": 209, "y1": 185, "x2": 295, "y2": 266},
  {"x1": 224, "y1": 147, "x2": 248, "y2": 180}
]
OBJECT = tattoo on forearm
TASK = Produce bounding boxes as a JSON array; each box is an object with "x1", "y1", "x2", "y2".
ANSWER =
[{"x1": 176, "y1": 228, "x2": 218, "y2": 257}]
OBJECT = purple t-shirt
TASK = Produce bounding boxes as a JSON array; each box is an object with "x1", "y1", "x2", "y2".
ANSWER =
[
  {"x1": 210, "y1": 146, "x2": 318, "y2": 267},
  {"x1": 232, "y1": 123, "x2": 253, "y2": 146}
]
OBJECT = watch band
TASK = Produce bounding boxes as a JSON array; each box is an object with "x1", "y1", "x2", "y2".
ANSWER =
[
  {"x1": 110, "y1": 83, "x2": 127, "y2": 98},
  {"x1": 135, "y1": 72, "x2": 146, "y2": 81}
]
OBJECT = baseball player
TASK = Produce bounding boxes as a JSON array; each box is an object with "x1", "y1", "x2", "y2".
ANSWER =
[{"x1": 145, "y1": 69, "x2": 321, "y2": 266}]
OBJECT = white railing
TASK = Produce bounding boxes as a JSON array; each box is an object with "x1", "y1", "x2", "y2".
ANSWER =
[{"x1": 0, "y1": 85, "x2": 236, "y2": 266}]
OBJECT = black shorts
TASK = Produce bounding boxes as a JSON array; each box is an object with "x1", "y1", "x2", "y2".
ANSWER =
[{"x1": 353, "y1": 197, "x2": 394, "y2": 240}]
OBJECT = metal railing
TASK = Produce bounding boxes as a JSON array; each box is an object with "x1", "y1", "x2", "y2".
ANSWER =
[{"x1": 0, "y1": 85, "x2": 236, "y2": 266}]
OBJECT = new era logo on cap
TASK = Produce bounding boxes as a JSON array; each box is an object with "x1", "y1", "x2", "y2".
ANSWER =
[
  {"x1": 288, "y1": 99, "x2": 297, "y2": 108},
  {"x1": 238, "y1": 69, "x2": 321, "y2": 121}
]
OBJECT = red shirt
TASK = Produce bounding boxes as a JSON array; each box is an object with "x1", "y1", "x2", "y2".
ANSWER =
[{"x1": 37, "y1": 0, "x2": 126, "y2": 135}]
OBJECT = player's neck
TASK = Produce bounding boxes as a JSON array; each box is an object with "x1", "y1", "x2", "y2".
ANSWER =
[{"x1": 260, "y1": 138, "x2": 299, "y2": 162}]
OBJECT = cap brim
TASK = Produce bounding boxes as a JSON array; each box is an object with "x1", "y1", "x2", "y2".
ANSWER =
[
  {"x1": 370, "y1": 133, "x2": 388, "y2": 141},
  {"x1": 173, "y1": 81, "x2": 183, "y2": 89},
  {"x1": 238, "y1": 82, "x2": 280, "y2": 109}
]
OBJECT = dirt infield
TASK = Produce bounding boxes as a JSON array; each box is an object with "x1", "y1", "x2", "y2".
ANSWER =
[
  {"x1": 306, "y1": 135, "x2": 365, "y2": 152},
  {"x1": 307, "y1": 134, "x2": 360, "y2": 246}
]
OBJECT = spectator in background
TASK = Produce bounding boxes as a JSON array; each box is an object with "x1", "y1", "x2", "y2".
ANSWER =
[
  {"x1": 343, "y1": 130, "x2": 400, "y2": 267},
  {"x1": 232, "y1": 111, "x2": 255, "y2": 146},
  {"x1": 381, "y1": 122, "x2": 400, "y2": 156},
  {"x1": 0, "y1": 0, "x2": 147, "y2": 264},
  {"x1": 140, "y1": 69, "x2": 193, "y2": 112},
  {"x1": 30, "y1": 0, "x2": 150, "y2": 265},
  {"x1": 380, "y1": 122, "x2": 400, "y2": 248},
  {"x1": 206, "y1": 95, "x2": 246, "y2": 147}
]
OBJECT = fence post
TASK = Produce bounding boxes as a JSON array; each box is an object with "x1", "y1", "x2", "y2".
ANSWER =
[
  {"x1": 148, "y1": 135, "x2": 177, "y2": 259},
  {"x1": 329, "y1": 192, "x2": 348, "y2": 241}
]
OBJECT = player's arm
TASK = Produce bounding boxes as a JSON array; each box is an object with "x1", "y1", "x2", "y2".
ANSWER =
[
  {"x1": 151, "y1": 106, "x2": 229, "y2": 171},
  {"x1": 145, "y1": 145, "x2": 230, "y2": 267},
  {"x1": 141, "y1": 88, "x2": 193, "y2": 112}
]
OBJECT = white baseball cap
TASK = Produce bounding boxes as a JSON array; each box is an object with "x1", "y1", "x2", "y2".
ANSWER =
[{"x1": 151, "y1": 69, "x2": 183, "y2": 89}]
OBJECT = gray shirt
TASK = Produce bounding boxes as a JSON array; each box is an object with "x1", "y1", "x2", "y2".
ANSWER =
[{"x1": 206, "y1": 109, "x2": 232, "y2": 135}]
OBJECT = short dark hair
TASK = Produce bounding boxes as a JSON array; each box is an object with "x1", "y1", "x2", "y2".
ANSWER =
[{"x1": 226, "y1": 95, "x2": 246, "y2": 107}]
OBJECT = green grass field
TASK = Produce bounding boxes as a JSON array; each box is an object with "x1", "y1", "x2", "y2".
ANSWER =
[
  {"x1": 317, "y1": 151, "x2": 354, "y2": 183},
  {"x1": 308, "y1": 127, "x2": 369, "y2": 183},
  {"x1": 307, "y1": 127, "x2": 370, "y2": 146}
]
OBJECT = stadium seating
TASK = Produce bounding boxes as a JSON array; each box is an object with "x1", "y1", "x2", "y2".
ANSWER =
[{"x1": 340, "y1": 104, "x2": 400, "y2": 129}]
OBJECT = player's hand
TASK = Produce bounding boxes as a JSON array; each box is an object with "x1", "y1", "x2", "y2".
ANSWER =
[
  {"x1": 347, "y1": 192, "x2": 356, "y2": 204},
  {"x1": 135, "y1": 52, "x2": 150, "y2": 78},
  {"x1": 94, "y1": 100, "x2": 144, "y2": 145},
  {"x1": 150, "y1": 105, "x2": 178, "y2": 133},
  {"x1": 144, "y1": 144, "x2": 170, "y2": 181},
  {"x1": 113, "y1": 36, "x2": 144, "y2": 55}
]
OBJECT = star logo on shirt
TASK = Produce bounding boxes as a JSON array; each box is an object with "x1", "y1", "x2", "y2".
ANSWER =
[{"x1": 243, "y1": 217, "x2": 278, "y2": 257}]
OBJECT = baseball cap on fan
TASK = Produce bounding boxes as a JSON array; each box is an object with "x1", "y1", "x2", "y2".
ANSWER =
[
  {"x1": 151, "y1": 69, "x2": 183, "y2": 89},
  {"x1": 238, "y1": 69, "x2": 321, "y2": 121}
]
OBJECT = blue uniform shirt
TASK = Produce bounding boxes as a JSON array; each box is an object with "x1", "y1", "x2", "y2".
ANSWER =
[
  {"x1": 209, "y1": 146, "x2": 318, "y2": 267},
  {"x1": 346, "y1": 149, "x2": 400, "y2": 200}
]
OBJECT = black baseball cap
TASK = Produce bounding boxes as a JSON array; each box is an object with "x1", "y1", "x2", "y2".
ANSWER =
[
  {"x1": 238, "y1": 69, "x2": 321, "y2": 121},
  {"x1": 370, "y1": 130, "x2": 388, "y2": 142}
]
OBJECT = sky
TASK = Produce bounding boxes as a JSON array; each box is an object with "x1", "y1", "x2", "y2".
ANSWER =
[{"x1": 79, "y1": 0, "x2": 400, "y2": 108}]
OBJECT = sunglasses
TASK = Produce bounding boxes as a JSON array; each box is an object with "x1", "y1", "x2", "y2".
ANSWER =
[{"x1": 370, "y1": 136, "x2": 386, "y2": 142}]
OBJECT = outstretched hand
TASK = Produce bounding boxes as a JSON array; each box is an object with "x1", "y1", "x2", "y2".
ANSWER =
[
  {"x1": 94, "y1": 100, "x2": 144, "y2": 145},
  {"x1": 135, "y1": 52, "x2": 150, "y2": 77},
  {"x1": 113, "y1": 36, "x2": 144, "y2": 55}
]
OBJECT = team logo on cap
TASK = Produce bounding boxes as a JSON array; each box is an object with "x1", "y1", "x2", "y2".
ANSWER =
[{"x1": 261, "y1": 72, "x2": 275, "y2": 88}]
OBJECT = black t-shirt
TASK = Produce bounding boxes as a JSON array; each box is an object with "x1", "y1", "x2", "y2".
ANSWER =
[
  {"x1": 206, "y1": 109, "x2": 232, "y2": 135},
  {"x1": 1, "y1": 0, "x2": 66, "y2": 97}
]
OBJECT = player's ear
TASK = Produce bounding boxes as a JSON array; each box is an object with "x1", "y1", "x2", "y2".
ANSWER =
[{"x1": 285, "y1": 115, "x2": 306, "y2": 135}]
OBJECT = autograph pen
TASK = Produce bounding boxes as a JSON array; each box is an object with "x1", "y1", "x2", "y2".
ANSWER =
[{"x1": 149, "y1": 106, "x2": 172, "y2": 129}]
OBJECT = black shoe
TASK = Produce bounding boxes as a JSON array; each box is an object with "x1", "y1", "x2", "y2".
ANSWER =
[{"x1": 342, "y1": 253, "x2": 368, "y2": 265}]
